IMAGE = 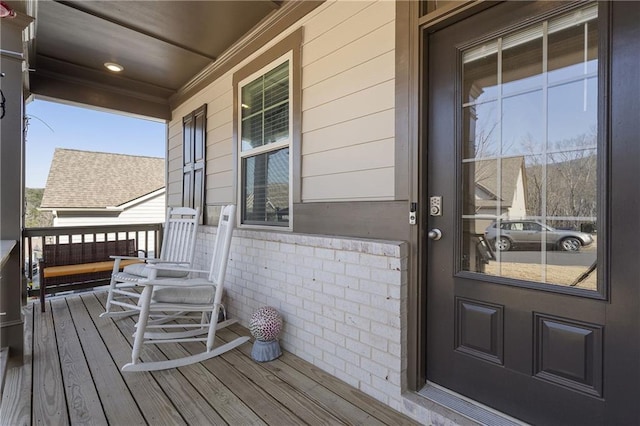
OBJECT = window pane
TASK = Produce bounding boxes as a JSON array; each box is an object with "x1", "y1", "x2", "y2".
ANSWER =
[
  {"x1": 242, "y1": 148, "x2": 289, "y2": 226},
  {"x1": 264, "y1": 103, "x2": 289, "y2": 145},
  {"x1": 242, "y1": 114, "x2": 263, "y2": 151},
  {"x1": 241, "y1": 60, "x2": 289, "y2": 152},
  {"x1": 463, "y1": 101, "x2": 499, "y2": 159},
  {"x1": 463, "y1": 50, "x2": 498, "y2": 104},
  {"x1": 241, "y1": 78, "x2": 264, "y2": 117},
  {"x1": 502, "y1": 31, "x2": 543, "y2": 96},
  {"x1": 502, "y1": 90, "x2": 543, "y2": 156},
  {"x1": 264, "y1": 62, "x2": 289, "y2": 109}
]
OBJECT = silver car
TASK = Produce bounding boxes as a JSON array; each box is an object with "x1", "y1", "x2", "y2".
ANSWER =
[{"x1": 485, "y1": 220, "x2": 594, "y2": 252}]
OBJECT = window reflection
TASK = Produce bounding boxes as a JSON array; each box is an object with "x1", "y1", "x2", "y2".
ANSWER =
[{"x1": 461, "y1": 4, "x2": 599, "y2": 291}]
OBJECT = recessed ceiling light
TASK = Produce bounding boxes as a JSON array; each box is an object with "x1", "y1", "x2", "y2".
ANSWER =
[{"x1": 104, "y1": 62, "x2": 124, "y2": 72}]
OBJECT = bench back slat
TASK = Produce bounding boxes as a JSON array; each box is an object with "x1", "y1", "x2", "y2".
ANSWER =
[{"x1": 42, "y1": 239, "x2": 138, "y2": 267}]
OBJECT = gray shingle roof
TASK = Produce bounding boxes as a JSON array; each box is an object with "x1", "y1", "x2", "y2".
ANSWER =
[
  {"x1": 475, "y1": 156, "x2": 525, "y2": 208},
  {"x1": 41, "y1": 148, "x2": 164, "y2": 209}
]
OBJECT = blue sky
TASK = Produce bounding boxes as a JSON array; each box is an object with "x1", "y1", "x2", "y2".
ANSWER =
[{"x1": 25, "y1": 100, "x2": 166, "y2": 188}]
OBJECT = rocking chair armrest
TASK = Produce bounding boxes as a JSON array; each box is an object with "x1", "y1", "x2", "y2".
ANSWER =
[
  {"x1": 146, "y1": 259, "x2": 190, "y2": 265},
  {"x1": 110, "y1": 254, "x2": 152, "y2": 261},
  {"x1": 145, "y1": 264, "x2": 207, "y2": 274},
  {"x1": 143, "y1": 278, "x2": 214, "y2": 288}
]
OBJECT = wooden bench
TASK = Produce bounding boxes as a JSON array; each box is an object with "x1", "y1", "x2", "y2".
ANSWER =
[{"x1": 38, "y1": 239, "x2": 143, "y2": 312}]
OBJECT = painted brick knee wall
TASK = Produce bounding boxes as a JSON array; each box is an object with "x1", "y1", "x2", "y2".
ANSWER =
[{"x1": 194, "y1": 226, "x2": 409, "y2": 410}]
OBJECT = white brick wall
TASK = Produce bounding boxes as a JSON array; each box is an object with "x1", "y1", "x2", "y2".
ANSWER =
[{"x1": 194, "y1": 226, "x2": 409, "y2": 408}]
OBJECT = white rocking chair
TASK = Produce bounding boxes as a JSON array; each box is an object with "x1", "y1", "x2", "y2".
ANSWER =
[
  {"x1": 122, "y1": 204, "x2": 248, "y2": 372},
  {"x1": 101, "y1": 206, "x2": 199, "y2": 319}
]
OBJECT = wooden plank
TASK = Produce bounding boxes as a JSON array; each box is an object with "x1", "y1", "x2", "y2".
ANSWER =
[
  {"x1": 32, "y1": 300, "x2": 69, "y2": 425},
  {"x1": 201, "y1": 332, "x2": 347, "y2": 425},
  {"x1": 87, "y1": 293, "x2": 224, "y2": 425},
  {"x1": 217, "y1": 326, "x2": 388, "y2": 426},
  {"x1": 179, "y1": 339, "x2": 305, "y2": 424},
  {"x1": 227, "y1": 324, "x2": 420, "y2": 426},
  {"x1": 155, "y1": 343, "x2": 265, "y2": 426},
  {"x1": 64, "y1": 295, "x2": 148, "y2": 425},
  {"x1": 50, "y1": 298, "x2": 108, "y2": 425},
  {"x1": 0, "y1": 304, "x2": 34, "y2": 426}
]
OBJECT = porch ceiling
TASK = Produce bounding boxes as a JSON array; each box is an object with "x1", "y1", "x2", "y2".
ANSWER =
[{"x1": 4, "y1": 0, "x2": 281, "y2": 119}]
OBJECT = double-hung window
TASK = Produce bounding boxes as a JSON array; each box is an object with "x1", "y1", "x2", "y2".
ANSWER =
[{"x1": 238, "y1": 53, "x2": 292, "y2": 227}]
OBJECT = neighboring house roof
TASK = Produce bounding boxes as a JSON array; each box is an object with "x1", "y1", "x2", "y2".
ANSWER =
[
  {"x1": 41, "y1": 148, "x2": 164, "y2": 209},
  {"x1": 475, "y1": 156, "x2": 525, "y2": 209}
]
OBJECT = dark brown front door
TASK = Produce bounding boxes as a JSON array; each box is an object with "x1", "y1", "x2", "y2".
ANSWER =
[{"x1": 425, "y1": 2, "x2": 640, "y2": 424}]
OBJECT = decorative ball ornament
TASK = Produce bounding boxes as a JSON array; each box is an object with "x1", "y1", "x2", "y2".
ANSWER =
[
  {"x1": 249, "y1": 306, "x2": 283, "y2": 362},
  {"x1": 249, "y1": 306, "x2": 283, "y2": 342}
]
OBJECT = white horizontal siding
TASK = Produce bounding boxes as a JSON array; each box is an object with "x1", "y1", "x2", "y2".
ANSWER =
[
  {"x1": 53, "y1": 193, "x2": 166, "y2": 226},
  {"x1": 167, "y1": 0, "x2": 396, "y2": 207}
]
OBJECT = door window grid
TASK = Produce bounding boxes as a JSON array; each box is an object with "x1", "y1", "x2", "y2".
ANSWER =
[{"x1": 460, "y1": 4, "x2": 598, "y2": 289}]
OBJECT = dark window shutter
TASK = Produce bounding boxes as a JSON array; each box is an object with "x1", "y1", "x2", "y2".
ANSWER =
[{"x1": 182, "y1": 104, "x2": 207, "y2": 218}]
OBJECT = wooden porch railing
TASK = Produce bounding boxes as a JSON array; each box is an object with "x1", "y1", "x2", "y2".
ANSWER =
[{"x1": 22, "y1": 223, "x2": 163, "y2": 296}]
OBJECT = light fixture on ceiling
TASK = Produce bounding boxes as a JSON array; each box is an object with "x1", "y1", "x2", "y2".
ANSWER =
[{"x1": 104, "y1": 62, "x2": 124, "y2": 72}]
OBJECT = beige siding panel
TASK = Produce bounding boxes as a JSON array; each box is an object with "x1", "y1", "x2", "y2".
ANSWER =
[
  {"x1": 209, "y1": 122, "x2": 233, "y2": 145},
  {"x1": 167, "y1": 180, "x2": 182, "y2": 195},
  {"x1": 302, "y1": 21, "x2": 394, "y2": 90},
  {"x1": 204, "y1": 75, "x2": 233, "y2": 107},
  {"x1": 302, "y1": 109, "x2": 394, "y2": 155},
  {"x1": 211, "y1": 154, "x2": 233, "y2": 174},
  {"x1": 302, "y1": 80, "x2": 394, "y2": 133},
  {"x1": 302, "y1": 167, "x2": 394, "y2": 202},
  {"x1": 302, "y1": 138, "x2": 394, "y2": 178},
  {"x1": 206, "y1": 171, "x2": 233, "y2": 190},
  {"x1": 168, "y1": 120, "x2": 182, "y2": 139},
  {"x1": 302, "y1": 0, "x2": 394, "y2": 67},
  {"x1": 206, "y1": 186, "x2": 234, "y2": 203},
  {"x1": 209, "y1": 139, "x2": 233, "y2": 160},
  {"x1": 168, "y1": 137, "x2": 181, "y2": 157},
  {"x1": 302, "y1": 1, "x2": 373, "y2": 44},
  {"x1": 168, "y1": 157, "x2": 182, "y2": 174},
  {"x1": 302, "y1": 50, "x2": 394, "y2": 110},
  {"x1": 208, "y1": 106, "x2": 232, "y2": 132}
]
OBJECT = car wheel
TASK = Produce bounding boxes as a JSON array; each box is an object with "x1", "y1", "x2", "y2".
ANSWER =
[
  {"x1": 560, "y1": 237, "x2": 581, "y2": 252},
  {"x1": 495, "y1": 237, "x2": 512, "y2": 251}
]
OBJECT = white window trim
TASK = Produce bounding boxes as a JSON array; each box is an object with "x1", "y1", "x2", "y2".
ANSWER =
[{"x1": 236, "y1": 51, "x2": 293, "y2": 230}]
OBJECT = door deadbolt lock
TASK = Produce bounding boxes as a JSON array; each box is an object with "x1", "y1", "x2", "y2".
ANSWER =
[{"x1": 430, "y1": 196, "x2": 442, "y2": 216}]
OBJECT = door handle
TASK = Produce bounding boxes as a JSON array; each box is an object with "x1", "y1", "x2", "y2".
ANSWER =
[{"x1": 428, "y1": 229, "x2": 442, "y2": 240}]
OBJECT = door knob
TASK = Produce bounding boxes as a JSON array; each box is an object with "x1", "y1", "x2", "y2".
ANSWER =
[{"x1": 428, "y1": 229, "x2": 442, "y2": 240}]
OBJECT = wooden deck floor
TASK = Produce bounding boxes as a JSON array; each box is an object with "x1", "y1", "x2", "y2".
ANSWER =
[{"x1": 1, "y1": 290, "x2": 419, "y2": 425}]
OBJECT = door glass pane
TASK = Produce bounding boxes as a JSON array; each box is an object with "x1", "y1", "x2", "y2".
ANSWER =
[{"x1": 461, "y1": 4, "x2": 599, "y2": 291}]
